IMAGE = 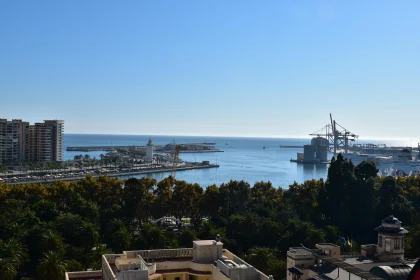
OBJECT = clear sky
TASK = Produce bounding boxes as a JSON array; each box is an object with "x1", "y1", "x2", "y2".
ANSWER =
[{"x1": 0, "y1": 1, "x2": 419, "y2": 139}]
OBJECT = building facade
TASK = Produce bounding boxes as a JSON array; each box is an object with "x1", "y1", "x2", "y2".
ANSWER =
[
  {"x1": 0, "y1": 119, "x2": 29, "y2": 163},
  {"x1": 0, "y1": 118, "x2": 64, "y2": 163},
  {"x1": 44, "y1": 120, "x2": 64, "y2": 161},
  {"x1": 146, "y1": 137, "x2": 154, "y2": 162},
  {"x1": 286, "y1": 216, "x2": 415, "y2": 280},
  {"x1": 66, "y1": 239, "x2": 272, "y2": 280}
]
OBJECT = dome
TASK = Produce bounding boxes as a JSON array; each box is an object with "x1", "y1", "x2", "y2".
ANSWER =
[
  {"x1": 375, "y1": 215, "x2": 408, "y2": 235},
  {"x1": 147, "y1": 138, "x2": 153, "y2": 146},
  {"x1": 370, "y1": 265, "x2": 413, "y2": 280},
  {"x1": 383, "y1": 215, "x2": 401, "y2": 225}
]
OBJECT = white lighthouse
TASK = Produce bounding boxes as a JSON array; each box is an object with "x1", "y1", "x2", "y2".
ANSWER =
[{"x1": 146, "y1": 138, "x2": 153, "y2": 162}]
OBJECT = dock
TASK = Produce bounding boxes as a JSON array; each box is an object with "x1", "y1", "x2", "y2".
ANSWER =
[
  {"x1": 290, "y1": 159, "x2": 329, "y2": 164},
  {"x1": 280, "y1": 145, "x2": 304, "y2": 148}
]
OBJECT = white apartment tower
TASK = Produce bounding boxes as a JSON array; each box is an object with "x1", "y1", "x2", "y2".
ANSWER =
[
  {"x1": 43, "y1": 120, "x2": 64, "y2": 161},
  {"x1": 146, "y1": 137, "x2": 153, "y2": 162}
]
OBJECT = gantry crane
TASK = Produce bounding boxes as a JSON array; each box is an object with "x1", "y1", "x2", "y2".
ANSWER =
[{"x1": 309, "y1": 113, "x2": 358, "y2": 154}]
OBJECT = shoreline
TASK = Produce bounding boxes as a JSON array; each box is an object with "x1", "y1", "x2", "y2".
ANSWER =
[{"x1": 5, "y1": 164, "x2": 219, "y2": 186}]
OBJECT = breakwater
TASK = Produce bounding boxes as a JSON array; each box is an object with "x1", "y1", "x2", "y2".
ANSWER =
[{"x1": 66, "y1": 142, "x2": 222, "y2": 153}]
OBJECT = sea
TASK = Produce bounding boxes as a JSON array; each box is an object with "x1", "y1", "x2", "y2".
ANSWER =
[{"x1": 64, "y1": 134, "x2": 411, "y2": 189}]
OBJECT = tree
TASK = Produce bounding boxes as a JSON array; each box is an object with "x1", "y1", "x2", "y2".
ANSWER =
[
  {"x1": 244, "y1": 247, "x2": 286, "y2": 280},
  {"x1": 86, "y1": 244, "x2": 111, "y2": 270},
  {"x1": 0, "y1": 258, "x2": 17, "y2": 280},
  {"x1": 287, "y1": 179, "x2": 322, "y2": 222},
  {"x1": 375, "y1": 176, "x2": 413, "y2": 224},
  {"x1": 83, "y1": 154, "x2": 91, "y2": 162},
  {"x1": 0, "y1": 238, "x2": 28, "y2": 268},
  {"x1": 354, "y1": 160, "x2": 378, "y2": 181},
  {"x1": 318, "y1": 153, "x2": 356, "y2": 232},
  {"x1": 219, "y1": 180, "x2": 251, "y2": 217},
  {"x1": 41, "y1": 231, "x2": 66, "y2": 253},
  {"x1": 37, "y1": 251, "x2": 67, "y2": 280},
  {"x1": 123, "y1": 177, "x2": 155, "y2": 224},
  {"x1": 177, "y1": 229, "x2": 198, "y2": 248},
  {"x1": 153, "y1": 177, "x2": 173, "y2": 218},
  {"x1": 65, "y1": 259, "x2": 84, "y2": 272},
  {"x1": 348, "y1": 161, "x2": 377, "y2": 242},
  {"x1": 171, "y1": 181, "x2": 203, "y2": 222},
  {"x1": 140, "y1": 224, "x2": 166, "y2": 249},
  {"x1": 200, "y1": 184, "x2": 220, "y2": 218}
]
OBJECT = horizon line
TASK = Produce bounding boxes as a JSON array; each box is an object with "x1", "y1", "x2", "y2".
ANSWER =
[{"x1": 64, "y1": 132, "x2": 420, "y2": 142}]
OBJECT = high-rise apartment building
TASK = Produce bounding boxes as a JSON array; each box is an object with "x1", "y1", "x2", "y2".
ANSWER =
[
  {"x1": 0, "y1": 119, "x2": 29, "y2": 163},
  {"x1": 44, "y1": 120, "x2": 64, "y2": 161},
  {"x1": 0, "y1": 118, "x2": 64, "y2": 163},
  {"x1": 27, "y1": 123, "x2": 53, "y2": 162}
]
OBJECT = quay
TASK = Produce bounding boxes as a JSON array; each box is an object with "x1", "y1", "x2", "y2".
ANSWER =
[
  {"x1": 280, "y1": 145, "x2": 304, "y2": 148},
  {"x1": 290, "y1": 159, "x2": 329, "y2": 164},
  {"x1": 66, "y1": 142, "x2": 222, "y2": 153},
  {"x1": 4, "y1": 164, "x2": 219, "y2": 185}
]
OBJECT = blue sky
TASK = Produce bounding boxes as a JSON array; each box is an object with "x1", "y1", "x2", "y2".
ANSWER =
[{"x1": 0, "y1": 1, "x2": 419, "y2": 139}]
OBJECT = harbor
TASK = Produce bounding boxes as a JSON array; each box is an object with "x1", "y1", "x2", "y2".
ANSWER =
[
  {"x1": 2, "y1": 162, "x2": 219, "y2": 185},
  {"x1": 66, "y1": 142, "x2": 223, "y2": 153},
  {"x1": 285, "y1": 114, "x2": 420, "y2": 177}
]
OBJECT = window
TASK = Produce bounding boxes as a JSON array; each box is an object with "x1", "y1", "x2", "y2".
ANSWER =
[
  {"x1": 189, "y1": 275, "x2": 198, "y2": 280},
  {"x1": 378, "y1": 236, "x2": 382, "y2": 247},
  {"x1": 175, "y1": 277, "x2": 181, "y2": 280},
  {"x1": 394, "y1": 238, "x2": 400, "y2": 249},
  {"x1": 385, "y1": 238, "x2": 392, "y2": 252}
]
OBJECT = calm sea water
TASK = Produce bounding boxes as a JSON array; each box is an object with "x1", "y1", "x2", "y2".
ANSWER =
[{"x1": 64, "y1": 134, "x2": 409, "y2": 188}]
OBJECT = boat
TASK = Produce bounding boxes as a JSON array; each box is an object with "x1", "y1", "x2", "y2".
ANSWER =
[{"x1": 344, "y1": 148, "x2": 420, "y2": 176}]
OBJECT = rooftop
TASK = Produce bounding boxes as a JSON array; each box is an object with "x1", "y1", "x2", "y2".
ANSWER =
[
  {"x1": 193, "y1": 240, "x2": 223, "y2": 246},
  {"x1": 316, "y1": 243, "x2": 340, "y2": 249},
  {"x1": 288, "y1": 247, "x2": 316, "y2": 257}
]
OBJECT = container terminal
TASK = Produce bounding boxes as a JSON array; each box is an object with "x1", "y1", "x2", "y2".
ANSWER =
[{"x1": 286, "y1": 114, "x2": 420, "y2": 165}]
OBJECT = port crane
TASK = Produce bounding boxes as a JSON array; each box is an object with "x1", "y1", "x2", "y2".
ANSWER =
[{"x1": 309, "y1": 113, "x2": 358, "y2": 154}]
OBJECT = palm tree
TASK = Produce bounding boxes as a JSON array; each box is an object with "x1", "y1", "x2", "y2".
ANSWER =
[
  {"x1": 86, "y1": 244, "x2": 111, "y2": 270},
  {"x1": 37, "y1": 251, "x2": 67, "y2": 280},
  {"x1": 41, "y1": 231, "x2": 66, "y2": 253},
  {"x1": 0, "y1": 258, "x2": 17, "y2": 280},
  {"x1": 0, "y1": 238, "x2": 28, "y2": 268}
]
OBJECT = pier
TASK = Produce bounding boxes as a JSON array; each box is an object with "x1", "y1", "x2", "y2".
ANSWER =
[{"x1": 280, "y1": 145, "x2": 304, "y2": 148}]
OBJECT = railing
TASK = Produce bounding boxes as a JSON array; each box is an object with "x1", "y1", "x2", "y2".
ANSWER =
[
  {"x1": 135, "y1": 248, "x2": 193, "y2": 260},
  {"x1": 222, "y1": 249, "x2": 271, "y2": 280},
  {"x1": 104, "y1": 254, "x2": 126, "y2": 264},
  {"x1": 341, "y1": 252, "x2": 360, "y2": 258},
  {"x1": 148, "y1": 263, "x2": 157, "y2": 275}
]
